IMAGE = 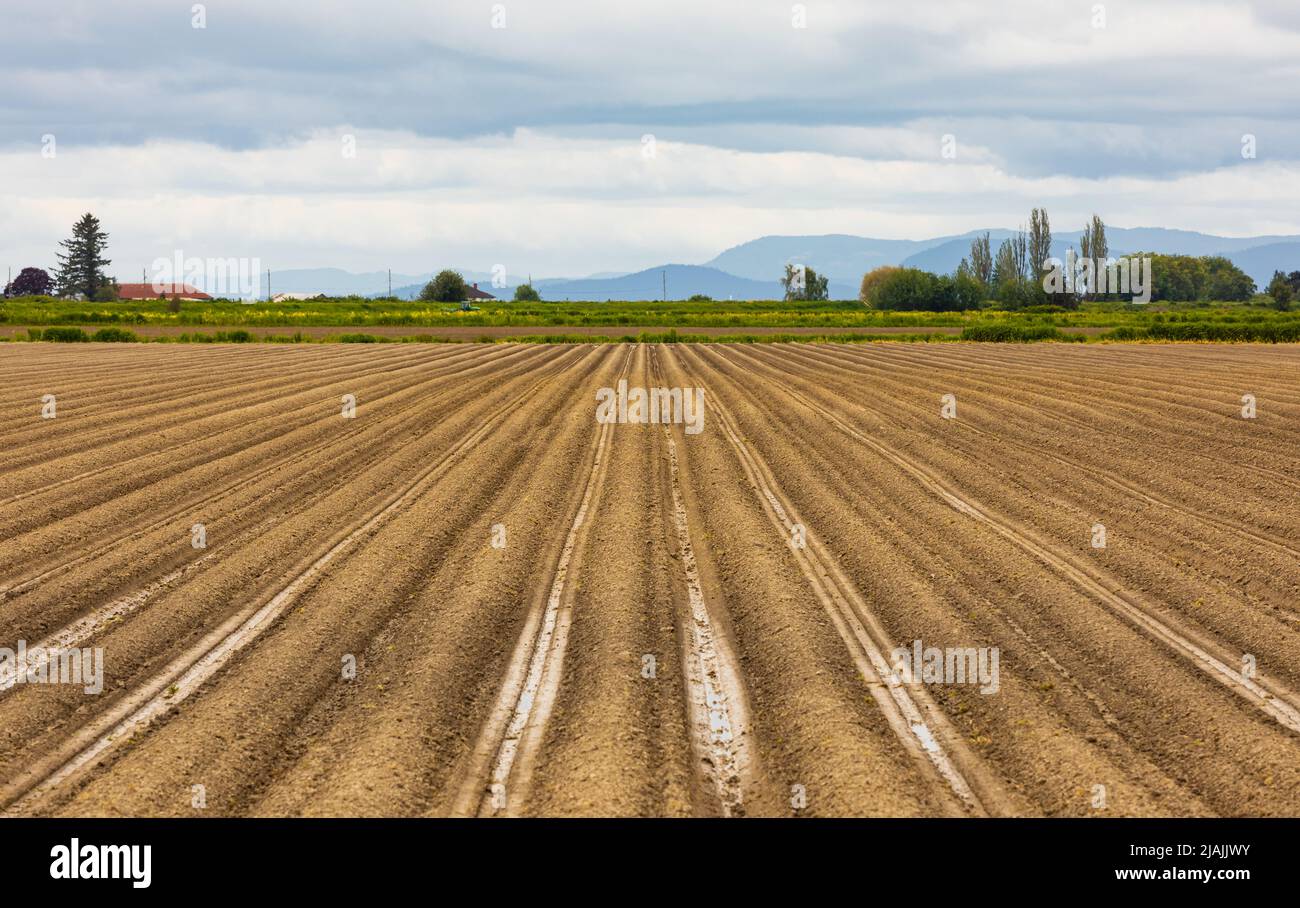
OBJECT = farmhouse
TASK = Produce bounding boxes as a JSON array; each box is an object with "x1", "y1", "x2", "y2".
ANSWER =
[
  {"x1": 466, "y1": 282, "x2": 495, "y2": 300},
  {"x1": 117, "y1": 282, "x2": 212, "y2": 301}
]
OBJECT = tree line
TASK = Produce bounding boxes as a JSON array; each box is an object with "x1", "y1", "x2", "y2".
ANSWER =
[
  {"x1": 8, "y1": 218, "x2": 549, "y2": 305},
  {"x1": 8, "y1": 211, "x2": 1290, "y2": 311},
  {"x1": 856, "y1": 210, "x2": 1271, "y2": 310},
  {"x1": 417, "y1": 269, "x2": 541, "y2": 303}
]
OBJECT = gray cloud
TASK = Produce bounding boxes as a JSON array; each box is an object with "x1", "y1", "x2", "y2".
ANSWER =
[
  {"x1": 3, "y1": 1, "x2": 1297, "y2": 169},
  {"x1": 2, "y1": 0, "x2": 1298, "y2": 274}
]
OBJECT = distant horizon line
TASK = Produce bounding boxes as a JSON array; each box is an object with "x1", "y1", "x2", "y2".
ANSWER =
[{"x1": 70, "y1": 223, "x2": 1299, "y2": 286}]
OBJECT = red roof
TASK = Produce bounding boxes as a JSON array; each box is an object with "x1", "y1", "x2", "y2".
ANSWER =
[
  {"x1": 117, "y1": 282, "x2": 213, "y2": 300},
  {"x1": 466, "y1": 282, "x2": 496, "y2": 300}
]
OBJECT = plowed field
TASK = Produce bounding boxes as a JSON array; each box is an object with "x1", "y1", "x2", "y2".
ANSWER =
[{"x1": 2, "y1": 342, "x2": 1298, "y2": 817}]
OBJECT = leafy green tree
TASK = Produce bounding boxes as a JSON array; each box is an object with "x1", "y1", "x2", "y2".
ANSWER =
[
  {"x1": 1144, "y1": 253, "x2": 1203, "y2": 302},
  {"x1": 420, "y1": 270, "x2": 469, "y2": 302},
  {"x1": 54, "y1": 213, "x2": 112, "y2": 299},
  {"x1": 1267, "y1": 270, "x2": 1293, "y2": 310},
  {"x1": 949, "y1": 271, "x2": 988, "y2": 310},
  {"x1": 869, "y1": 268, "x2": 987, "y2": 311},
  {"x1": 1129, "y1": 253, "x2": 1252, "y2": 303},
  {"x1": 967, "y1": 233, "x2": 993, "y2": 288},
  {"x1": 1201, "y1": 256, "x2": 1255, "y2": 301},
  {"x1": 991, "y1": 237, "x2": 1026, "y2": 287},
  {"x1": 1013, "y1": 229, "x2": 1028, "y2": 279},
  {"x1": 872, "y1": 268, "x2": 939, "y2": 310},
  {"x1": 993, "y1": 277, "x2": 1038, "y2": 310},
  {"x1": 781, "y1": 264, "x2": 829, "y2": 301},
  {"x1": 859, "y1": 265, "x2": 901, "y2": 306},
  {"x1": 1078, "y1": 214, "x2": 1107, "y2": 299},
  {"x1": 513, "y1": 282, "x2": 542, "y2": 302},
  {"x1": 1028, "y1": 208, "x2": 1052, "y2": 282},
  {"x1": 809, "y1": 269, "x2": 830, "y2": 300}
]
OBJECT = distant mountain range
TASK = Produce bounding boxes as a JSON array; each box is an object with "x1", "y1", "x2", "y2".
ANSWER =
[
  {"x1": 262, "y1": 268, "x2": 431, "y2": 296},
  {"x1": 710, "y1": 228, "x2": 1300, "y2": 295},
  {"x1": 521, "y1": 265, "x2": 780, "y2": 301},
  {"x1": 235, "y1": 228, "x2": 1300, "y2": 301},
  {"x1": 705, "y1": 234, "x2": 956, "y2": 289}
]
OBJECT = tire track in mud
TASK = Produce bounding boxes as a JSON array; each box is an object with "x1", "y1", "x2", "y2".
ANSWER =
[
  {"x1": 221, "y1": 348, "x2": 623, "y2": 817},
  {"x1": 451, "y1": 347, "x2": 635, "y2": 817},
  {"x1": 681, "y1": 350, "x2": 1190, "y2": 814},
  {"x1": 667, "y1": 345, "x2": 1299, "y2": 815},
  {"x1": 492, "y1": 345, "x2": 718, "y2": 816},
  {"x1": 0, "y1": 346, "x2": 575, "y2": 742},
  {"x1": 701, "y1": 345, "x2": 1300, "y2": 738},
  {"x1": 663, "y1": 427, "x2": 749, "y2": 815},
  {"x1": 648, "y1": 346, "x2": 751, "y2": 816},
  {"x1": 3, "y1": 342, "x2": 1296, "y2": 817},
  {"x1": 0, "y1": 347, "x2": 589, "y2": 815},
  {"x1": 668, "y1": 345, "x2": 1005, "y2": 817},
  {"x1": 0, "y1": 562, "x2": 200, "y2": 696},
  {"x1": 38, "y1": 346, "x2": 609, "y2": 817}
]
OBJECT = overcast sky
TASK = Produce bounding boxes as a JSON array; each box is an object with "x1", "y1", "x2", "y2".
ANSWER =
[{"x1": 3, "y1": 0, "x2": 1299, "y2": 280}]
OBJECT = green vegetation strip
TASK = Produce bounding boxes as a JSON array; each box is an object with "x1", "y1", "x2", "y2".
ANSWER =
[
  {"x1": 8, "y1": 326, "x2": 1298, "y2": 345},
  {"x1": 4, "y1": 295, "x2": 1298, "y2": 343}
]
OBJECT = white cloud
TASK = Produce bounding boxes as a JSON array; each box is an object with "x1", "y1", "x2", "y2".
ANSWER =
[
  {"x1": 2, "y1": 1, "x2": 1298, "y2": 275},
  {"x1": 3, "y1": 129, "x2": 1298, "y2": 278}
]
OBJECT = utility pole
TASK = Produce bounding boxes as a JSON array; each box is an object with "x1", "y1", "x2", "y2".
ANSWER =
[{"x1": 267, "y1": 268, "x2": 271, "y2": 302}]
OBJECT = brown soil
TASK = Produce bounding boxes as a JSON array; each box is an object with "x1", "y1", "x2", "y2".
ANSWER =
[{"x1": 0, "y1": 342, "x2": 1296, "y2": 817}]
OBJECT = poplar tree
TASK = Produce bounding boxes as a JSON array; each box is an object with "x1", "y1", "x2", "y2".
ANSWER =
[
  {"x1": 1028, "y1": 208, "x2": 1052, "y2": 280},
  {"x1": 1079, "y1": 214, "x2": 1107, "y2": 299},
  {"x1": 968, "y1": 233, "x2": 993, "y2": 288}
]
